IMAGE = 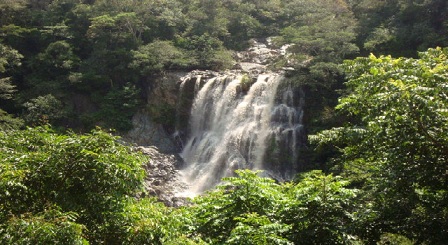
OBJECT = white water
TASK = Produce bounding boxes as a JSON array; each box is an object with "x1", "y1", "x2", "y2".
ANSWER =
[{"x1": 178, "y1": 73, "x2": 304, "y2": 196}]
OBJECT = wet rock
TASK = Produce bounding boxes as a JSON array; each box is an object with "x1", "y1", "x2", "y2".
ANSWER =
[
  {"x1": 147, "y1": 71, "x2": 187, "y2": 110},
  {"x1": 235, "y1": 37, "x2": 293, "y2": 72},
  {"x1": 124, "y1": 111, "x2": 177, "y2": 153},
  {"x1": 125, "y1": 37, "x2": 297, "y2": 205},
  {"x1": 137, "y1": 146, "x2": 189, "y2": 207}
]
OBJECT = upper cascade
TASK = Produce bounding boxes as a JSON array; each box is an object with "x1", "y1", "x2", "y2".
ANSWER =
[{"x1": 176, "y1": 71, "x2": 305, "y2": 196}]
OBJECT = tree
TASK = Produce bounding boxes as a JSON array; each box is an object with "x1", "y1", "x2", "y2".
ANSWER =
[
  {"x1": 280, "y1": 170, "x2": 359, "y2": 244},
  {"x1": 104, "y1": 198, "x2": 204, "y2": 245},
  {"x1": 36, "y1": 41, "x2": 79, "y2": 73},
  {"x1": 176, "y1": 33, "x2": 234, "y2": 70},
  {"x1": 192, "y1": 170, "x2": 288, "y2": 244},
  {"x1": 22, "y1": 94, "x2": 65, "y2": 125},
  {"x1": 97, "y1": 83, "x2": 140, "y2": 131},
  {"x1": 278, "y1": 0, "x2": 359, "y2": 86},
  {"x1": 0, "y1": 208, "x2": 87, "y2": 245},
  {"x1": 0, "y1": 109, "x2": 23, "y2": 130},
  {"x1": 185, "y1": 0, "x2": 229, "y2": 39},
  {"x1": 130, "y1": 40, "x2": 193, "y2": 75},
  {"x1": 0, "y1": 0, "x2": 28, "y2": 28},
  {"x1": 24, "y1": 40, "x2": 81, "y2": 98},
  {"x1": 350, "y1": 0, "x2": 448, "y2": 57},
  {"x1": 0, "y1": 127, "x2": 147, "y2": 243},
  {"x1": 0, "y1": 43, "x2": 23, "y2": 130},
  {"x1": 191, "y1": 169, "x2": 360, "y2": 244},
  {"x1": 87, "y1": 13, "x2": 144, "y2": 49},
  {"x1": 311, "y1": 47, "x2": 448, "y2": 243},
  {"x1": 0, "y1": 43, "x2": 22, "y2": 99}
]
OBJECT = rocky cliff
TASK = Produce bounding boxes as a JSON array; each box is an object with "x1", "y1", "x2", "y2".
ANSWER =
[{"x1": 124, "y1": 38, "x2": 298, "y2": 199}]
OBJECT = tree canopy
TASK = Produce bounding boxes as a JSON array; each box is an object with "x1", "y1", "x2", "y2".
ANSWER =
[{"x1": 311, "y1": 47, "x2": 448, "y2": 244}]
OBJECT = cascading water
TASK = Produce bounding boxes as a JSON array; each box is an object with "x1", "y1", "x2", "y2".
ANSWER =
[{"x1": 177, "y1": 72, "x2": 305, "y2": 196}]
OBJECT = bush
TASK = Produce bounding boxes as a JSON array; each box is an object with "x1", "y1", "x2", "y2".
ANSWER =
[
  {"x1": 0, "y1": 127, "x2": 147, "y2": 243},
  {"x1": 103, "y1": 198, "x2": 203, "y2": 245},
  {"x1": 22, "y1": 94, "x2": 65, "y2": 126},
  {"x1": 0, "y1": 209, "x2": 87, "y2": 245},
  {"x1": 191, "y1": 170, "x2": 360, "y2": 244}
]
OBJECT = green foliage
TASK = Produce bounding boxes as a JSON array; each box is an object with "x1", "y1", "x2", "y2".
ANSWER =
[
  {"x1": 363, "y1": 25, "x2": 395, "y2": 51},
  {"x1": 130, "y1": 40, "x2": 194, "y2": 75},
  {"x1": 87, "y1": 13, "x2": 142, "y2": 49},
  {"x1": 0, "y1": 43, "x2": 22, "y2": 100},
  {"x1": 22, "y1": 94, "x2": 65, "y2": 126},
  {"x1": 0, "y1": 127, "x2": 147, "y2": 243},
  {"x1": 0, "y1": 77, "x2": 15, "y2": 100},
  {"x1": 226, "y1": 213, "x2": 292, "y2": 245},
  {"x1": 351, "y1": 0, "x2": 448, "y2": 56},
  {"x1": 312, "y1": 47, "x2": 448, "y2": 243},
  {"x1": 377, "y1": 233, "x2": 414, "y2": 245},
  {"x1": 0, "y1": 43, "x2": 23, "y2": 130},
  {"x1": 0, "y1": 43, "x2": 22, "y2": 74},
  {"x1": 177, "y1": 34, "x2": 234, "y2": 70},
  {"x1": 0, "y1": 0, "x2": 27, "y2": 10},
  {"x1": 37, "y1": 41, "x2": 79, "y2": 71},
  {"x1": 281, "y1": 171, "x2": 359, "y2": 244},
  {"x1": 239, "y1": 74, "x2": 254, "y2": 93},
  {"x1": 0, "y1": 109, "x2": 23, "y2": 130},
  {"x1": 278, "y1": 0, "x2": 359, "y2": 87},
  {"x1": 191, "y1": 169, "x2": 360, "y2": 244},
  {"x1": 97, "y1": 83, "x2": 140, "y2": 131},
  {"x1": 148, "y1": 103, "x2": 177, "y2": 128},
  {"x1": 0, "y1": 208, "x2": 87, "y2": 245},
  {"x1": 192, "y1": 170, "x2": 285, "y2": 243},
  {"x1": 104, "y1": 198, "x2": 203, "y2": 245}
]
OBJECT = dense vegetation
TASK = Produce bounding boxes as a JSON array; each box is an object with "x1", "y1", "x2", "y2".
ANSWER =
[
  {"x1": 1, "y1": 0, "x2": 447, "y2": 131},
  {"x1": 1, "y1": 0, "x2": 447, "y2": 244}
]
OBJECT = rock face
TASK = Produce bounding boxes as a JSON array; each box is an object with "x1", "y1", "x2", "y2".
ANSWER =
[
  {"x1": 145, "y1": 71, "x2": 186, "y2": 115},
  {"x1": 234, "y1": 37, "x2": 294, "y2": 74},
  {"x1": 125, "y1": 38, "x2": 297, "y2": 201},
  {"x1": 124, "y1": 111, "x2": 178, "y2": 153},
  {"x1": 137, "y1": 146, "x2": 188, "y2": 207},
  {"x1": 125, "y1": 38, "x2": 293, "y2": 152},
  {"x1": 124, "y1": 72, "x2": 188, "y2": 153}
]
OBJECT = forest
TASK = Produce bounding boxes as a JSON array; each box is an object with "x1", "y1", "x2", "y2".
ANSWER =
[{"x1": 0, "y1": 0, "x2": 447, "y2": 244}]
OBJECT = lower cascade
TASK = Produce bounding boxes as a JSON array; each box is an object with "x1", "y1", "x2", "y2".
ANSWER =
[{"x1": 177, "y1": 72, "x2": 305, "y2": 195}]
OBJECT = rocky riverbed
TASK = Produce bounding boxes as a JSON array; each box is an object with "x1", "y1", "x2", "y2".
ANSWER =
[{"x1": 137, "y1": 146, "x2": 189, "y2": 207}]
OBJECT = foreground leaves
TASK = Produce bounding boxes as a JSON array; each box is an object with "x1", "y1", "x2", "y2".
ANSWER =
[
  {"x1": 311, "y1": 47, "x2": 448, "y2": 244},
  {"x1": 192, "y1": 169, "x2": 359, "y2": 244},
  {"x1": 0, "y1": 127, "x2": 146, "y2": 244}
]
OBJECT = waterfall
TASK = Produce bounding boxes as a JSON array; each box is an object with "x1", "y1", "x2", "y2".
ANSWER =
[{"x1": 177, "y1": 72, "x2": 305, "y2": 195}]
